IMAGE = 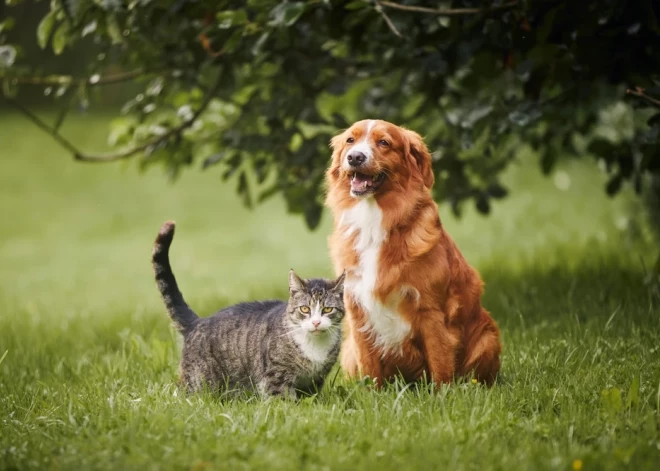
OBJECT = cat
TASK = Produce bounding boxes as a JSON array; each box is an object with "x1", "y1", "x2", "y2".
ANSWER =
[{"x1": 152, "y1": 221, "x2": 346, "y2": 398}]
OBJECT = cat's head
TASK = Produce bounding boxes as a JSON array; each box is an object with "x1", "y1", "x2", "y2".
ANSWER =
[{"x1": 287, "y1": 269, "x2": 346, "y2": 336}]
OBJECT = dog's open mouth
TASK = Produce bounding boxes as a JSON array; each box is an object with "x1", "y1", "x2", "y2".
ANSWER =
[{"x1": 350, "y1": 172, "x2": 386, "y2": 196}]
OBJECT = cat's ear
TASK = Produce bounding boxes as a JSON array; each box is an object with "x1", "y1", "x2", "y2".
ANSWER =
[
  {"x1": 331, "y1": 270, "x2": 346, "y2": 294},
  {"x1": 289, "y1": 269, "x2": 306, "y2": 294}
]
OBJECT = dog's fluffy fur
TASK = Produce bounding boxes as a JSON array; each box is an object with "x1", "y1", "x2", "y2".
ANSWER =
[{"x1": 325, "y1": 119, "x2": 501, "y2": 386}]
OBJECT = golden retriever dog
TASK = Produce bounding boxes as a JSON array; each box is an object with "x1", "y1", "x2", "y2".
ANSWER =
[{"x1": 325, "y1": 119, "x2": 501, "y2": 387}]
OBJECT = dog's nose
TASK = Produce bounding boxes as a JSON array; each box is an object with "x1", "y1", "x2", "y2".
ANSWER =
[{"x1": 347, "y1": 151, "x2": 366, "y2": 167}]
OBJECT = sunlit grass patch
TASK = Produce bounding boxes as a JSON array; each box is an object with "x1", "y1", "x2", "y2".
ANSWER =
[{"x1": 1, "y1": 113, "x2": 659, "y2": 470}]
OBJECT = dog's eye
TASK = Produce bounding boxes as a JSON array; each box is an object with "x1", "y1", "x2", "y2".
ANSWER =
[
  {"x1": 346, "y1": 137, "x2": 355, "y2": 144},
  {"x1": 299, "y1": 306, "x2": 310, "y2": 314},
  {"x1": 322, "y1": 307, "x2": 334, "y2": 314},
  {"x1": 378, "y1": 139, "x2": 390, "y2": 147}
]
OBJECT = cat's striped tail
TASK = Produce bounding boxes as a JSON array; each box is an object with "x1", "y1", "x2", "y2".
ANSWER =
[{"x1": 152, "y1": 221, "x2": 199, "y2": 334}]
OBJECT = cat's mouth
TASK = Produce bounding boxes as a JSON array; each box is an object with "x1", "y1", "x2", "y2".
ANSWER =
[{"x1": 349, "y1": 171, "x2": 386, "y2": 197}]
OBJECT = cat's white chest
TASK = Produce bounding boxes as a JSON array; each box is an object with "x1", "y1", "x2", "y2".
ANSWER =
[
  {"x1": 295, "y1": 333, "x2": 335, "y2": 365},
  {"x1": 341, "y1": 199, "x2": 411, "y2": 354}
]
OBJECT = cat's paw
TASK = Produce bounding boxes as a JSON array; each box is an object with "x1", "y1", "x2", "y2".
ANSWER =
[{"x1": 258, "y1": 380, "x2": 297, "y2": 401}]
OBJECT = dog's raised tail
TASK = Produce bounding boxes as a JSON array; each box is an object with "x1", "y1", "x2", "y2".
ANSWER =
[{"x1": 152, "y1": 221, "x2": 199, "y2": 334}]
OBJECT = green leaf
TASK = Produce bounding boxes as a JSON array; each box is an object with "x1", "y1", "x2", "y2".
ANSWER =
[
  {"x1": 106, "y1": 15, "x2": 123, "y2": 45},
  {"x1": 625, "y1": 374, "x2": 640, "y2": 410},
  {"x1": 251, "y1": 32, "x2": 270, "y2": 56},
  {"x1": 594, "y1": 101, "x2": 635, "y2": 144},
  {"x1": 202, "y1": 150, "x2": 232, "y2": 170},
  {"x1": 254, "y1": 159, "x2": 268, "y2": 184},
  {"x1": 52, "y1": 22, "x2": 70, "y2": 55},
  {"x1": 540, "y1": 149, "x2": 556, "y2": 175},
  {"x1": 605, "y1": 174, "x2": 622, "y2": 197},
  {"x1": 647, "y1": 112, "x2": 660, "y2": 127},
  {"x1": 487, "y1": 183, "x2": 508, "y2": 199},
  {"x1": 475, "y1": 193, "x2": 491, "y2": 215},
  {"x1": 536, "y1": 6, "x2": 558, "y2": 42},
  {"x1": 331, "y1": 113, "x2": 349, "y2": 129},
  {"x1": 216, "y1": 10, "x2": 248, "y2": 29},
  {"x1": 258, "y1": 184, "x2": 280, "y2": 203},
  {"x1": 222, "y1": 29, "x2": 243, "y2": 54},
  {"x1": 62, "y1": 0, "x2": 82, "y2": 23},
  {"x1": 303, "y1": 201, "x2": 323, "y2": 230},
  {"x1": 345, "y1": 1, "x2": 367, "y2": 10},
  {"x1": 0, "y1": 17, "x2": 16, "y2": 34},
  {"x1": 601, "y1": 387, "x2": 623, "y2": 415},
  {"x1": 37, "y1": 11, "x2": 57, "y2": 50},
  {"x1": 508, "y1": 110, "x2": 533, "y2": 127},
  {"x1": 82, "y1": 20, "x2": 98, "y2": 37},
  {"x1": 461, "y1": 105, "x2": 492, "y2": 129},
  {"x1": 587, "y1": 139, "x2": 615, "y2": 159},
  {"x1": 269, "y1": 2, "x2": 305, "y2": 27},
  {"x1": 107, "y1": 117, "x2": 136, "y2": 148},
  {"x1": 237, "y1": 172, "x2": 253, "y2": 209},
  {"x1": 450, "y1": 200, "x2": 462, "y2": 218},
  {"x1": 222, "y1": 159, "x2": 241, "y2": 181}
]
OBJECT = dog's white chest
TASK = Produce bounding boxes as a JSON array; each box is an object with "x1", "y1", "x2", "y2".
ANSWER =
[{"x1": 341, "y1": 199, "x2": 411, "y2": 353}]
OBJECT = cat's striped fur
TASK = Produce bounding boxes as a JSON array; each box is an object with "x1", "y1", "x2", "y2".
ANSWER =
[{"x1": 152, "y1": 221, "x2": 345, "y2": 398}]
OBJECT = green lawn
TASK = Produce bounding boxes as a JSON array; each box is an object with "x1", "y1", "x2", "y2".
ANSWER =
[{"x1": 1, "y1": 112, "x2": 659, "y2": 471}]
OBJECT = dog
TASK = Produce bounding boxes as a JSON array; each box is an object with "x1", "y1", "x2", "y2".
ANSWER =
[{"x1": 325, "y1": 119, "x2": 501, "y2": 387}]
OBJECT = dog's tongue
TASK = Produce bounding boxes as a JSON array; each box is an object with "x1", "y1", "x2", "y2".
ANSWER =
[{"x1": 351, "y1": 173, "x2": 373, "y2": 192}]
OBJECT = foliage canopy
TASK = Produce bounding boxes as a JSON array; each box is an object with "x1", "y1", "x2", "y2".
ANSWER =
[{"x1": 1, "y1": 0, "x2": 660, "y2": 228}]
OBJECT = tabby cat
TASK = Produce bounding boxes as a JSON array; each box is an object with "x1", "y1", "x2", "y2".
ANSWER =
[{"x1": 152, "y1": 221, "x2": 345, "y2": 398}]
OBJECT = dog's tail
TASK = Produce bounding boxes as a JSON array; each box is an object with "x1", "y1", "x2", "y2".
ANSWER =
[{"x1": 152, "y1": 221, "x2": 199, "y2": 334}]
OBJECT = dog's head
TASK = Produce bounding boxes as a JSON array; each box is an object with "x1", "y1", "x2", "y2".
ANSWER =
[{"x1": 327, "y1": 119, "x2": 434, "y2": 199}]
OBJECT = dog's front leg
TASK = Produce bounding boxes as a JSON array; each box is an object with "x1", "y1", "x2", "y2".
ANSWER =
[
  {"x1": 345, "y1": 300, "x2": 384, "y2": 387},
  {"x1": 419, "y1": 313, "x2": 460, "y2": 386}
]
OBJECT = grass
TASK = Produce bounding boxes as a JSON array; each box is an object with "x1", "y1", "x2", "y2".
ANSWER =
[{"x1": 1, "y1": 111, "x2": 659, "y2": 471}]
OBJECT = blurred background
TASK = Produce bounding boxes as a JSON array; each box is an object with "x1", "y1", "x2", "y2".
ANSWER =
[
  {"x1": 0, "y1": 1, "x2": 658, "y2": 324},
  {"x1": 1, "y1": 0, "x2": 659, "y2": 321},
  {"x1": 1, "y1": 0, "x2": 659, "y2": 308}
]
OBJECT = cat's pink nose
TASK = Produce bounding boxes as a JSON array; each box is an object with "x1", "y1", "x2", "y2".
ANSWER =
[{"x1": 312, "y1": 320, "x2": 321, "y2": 328}]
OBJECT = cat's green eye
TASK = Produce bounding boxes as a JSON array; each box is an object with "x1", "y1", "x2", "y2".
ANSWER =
[
  {"x1": 322, "y1": 307, "x2": 334, "y2": 314},
  {"x1": 299, "y1": 306, "x2": 310, "y2": 314}
]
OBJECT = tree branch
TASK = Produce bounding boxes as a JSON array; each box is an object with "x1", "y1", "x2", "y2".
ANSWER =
[
  {"x1": 378, "y1": 0, "x2": 519, "y2": 15},
  {"x1": 375, "y1": 1, "x2": 404, "y2": 38},
  {"x1": 2, "y1": 72, "x2": 223, "y2": 163},
  {"x1": 2, "y1": 97, "x2": 83, "y2": 157},
  {"x1": 5, "y1": 69, "x2": 152, "y2": 87},
  {"x1": 627, "y1": 86, "x2": 660, "y2": 108}
]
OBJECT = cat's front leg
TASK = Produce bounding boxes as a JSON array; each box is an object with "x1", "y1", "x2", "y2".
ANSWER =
[
  {"x1": 258, "y1": 375, "x2": 298, "y2": 400},
  {"x1": 264, "y1": 383, "x2": 298, "y2": 400}
]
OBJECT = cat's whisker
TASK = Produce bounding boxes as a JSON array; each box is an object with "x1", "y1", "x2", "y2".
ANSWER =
[
  {"x1": 324, "y1": 327, "x2": 340, "y2": 337},
  {"x1": 279, "y1": 325, "x2": 306, "y2": 338}
]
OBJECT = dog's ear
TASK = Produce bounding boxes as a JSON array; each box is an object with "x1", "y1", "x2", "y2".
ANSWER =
[
  {"x1": 405, "y1": 129, "x2": 434, "y2": 189},
  {"x1": 327, "y1": 132, "x2": 346, "y2": 181},
  {"x1": 330, "y1": 133, "x2": 344, "y2": 151}
]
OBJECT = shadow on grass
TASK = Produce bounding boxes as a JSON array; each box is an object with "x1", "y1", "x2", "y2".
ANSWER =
[{"x1": 480, "y1": 257, "x2": 656, "y2": 332}]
